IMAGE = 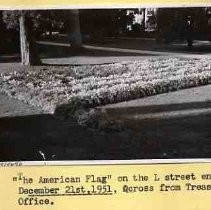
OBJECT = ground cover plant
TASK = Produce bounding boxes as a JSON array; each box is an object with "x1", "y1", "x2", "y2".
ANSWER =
[{"x1": 0, "y1": 57, "x2": 211, "y2": 120}]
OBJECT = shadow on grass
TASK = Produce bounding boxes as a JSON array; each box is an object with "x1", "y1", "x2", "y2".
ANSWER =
[
  {"x1": 1, "y1": 100, "x2": 211, "y2": 161},
  {"x1": 38, "y1": 44, "x2": 157, "y2": 59},
  {"x1": 0, "y1": 54, "x2": 20, "y2": 63}
]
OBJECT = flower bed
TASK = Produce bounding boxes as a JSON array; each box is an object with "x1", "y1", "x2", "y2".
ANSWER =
[{"x1": 0, "y1": 57, "x2": 211, "y2": 115}]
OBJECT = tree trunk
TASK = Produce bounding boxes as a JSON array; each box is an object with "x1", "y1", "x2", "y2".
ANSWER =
[
  {"x1": 19, "y1": 13, "x2": 40, "y2": 65},
  {"x1": 19, "y1": 13, "x2": 30, "y2": 65},
  {"x1": 142, "y1": 8, "x2": 146, "y2": 31},
  {"x1": 68, "y1": 10, "x2": 82, "y2": 49}
]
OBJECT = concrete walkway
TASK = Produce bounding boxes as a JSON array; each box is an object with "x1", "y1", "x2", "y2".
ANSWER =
[{"x1": 101, "y1": 84, "x2": 211, "y2": 121}]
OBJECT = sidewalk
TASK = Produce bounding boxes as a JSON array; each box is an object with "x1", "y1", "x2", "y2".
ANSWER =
[{"x1": 101, "y1": 84, "x2": 211, "y2": 121}]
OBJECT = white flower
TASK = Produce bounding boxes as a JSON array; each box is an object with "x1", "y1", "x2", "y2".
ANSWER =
[{"x1": 1, "y1": 57, "x2": 211, "y2": 113}]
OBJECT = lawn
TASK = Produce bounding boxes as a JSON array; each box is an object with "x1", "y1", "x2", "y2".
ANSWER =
[{"x1": 0, "y1": 57, "x2": 211, "y2": 115}]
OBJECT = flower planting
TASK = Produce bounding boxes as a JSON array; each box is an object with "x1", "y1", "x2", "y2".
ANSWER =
[{"x1": 0, "y1": 57, "x2": 211, "y2": 117}]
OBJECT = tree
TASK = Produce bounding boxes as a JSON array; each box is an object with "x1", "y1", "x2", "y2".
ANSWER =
[
  {"x1": 19, "y1": 13, "x2": 30, "y2": 65},
  {"x1": 2, "y1": 10, "x2": 42, "y2": 65},
  {"x1": 156, "y1": 8, "x2": 208, "y2": 44},
  {"x1": 68, "y1": 10, "x2": 82, "y2": 49},
  {"x1": 2, "y1": 9, "x2": 84, "y2": 64},
  {"x1": 79, "y1": 9, "x2": 135, "y2": 39}
]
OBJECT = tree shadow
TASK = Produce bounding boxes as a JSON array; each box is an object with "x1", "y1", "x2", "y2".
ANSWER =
[
  {"x1": 37, "y1": 43, "x2": 157, "y2": 59},
  {"x1": 0, "y1": 54, "x2": 20, "y2": 63},
  {"x1": 1, "y1": 100, "x2": 211, "y2": 161}
]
